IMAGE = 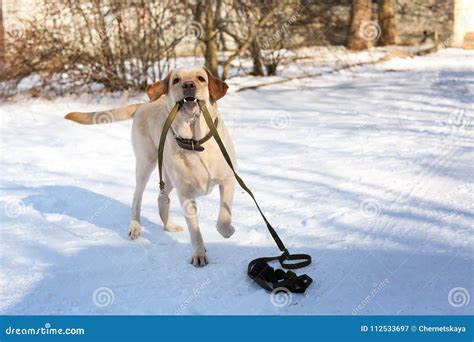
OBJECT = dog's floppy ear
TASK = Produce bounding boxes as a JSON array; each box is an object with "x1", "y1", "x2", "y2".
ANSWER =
[
  {"x1": 204, "y1": 67, "x2": 228, "y2": 103},
  {"x1": 146, "y1": 71, "x2": 172, "y2": 102}
]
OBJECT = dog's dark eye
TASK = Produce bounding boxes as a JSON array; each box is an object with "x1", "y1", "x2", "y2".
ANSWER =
[
  {"x1": 173, "y1": 78, "x2": 180, "y2": 84},
  {"x1": 197, "y1": 76, "x2": 206, "y2": 82}
]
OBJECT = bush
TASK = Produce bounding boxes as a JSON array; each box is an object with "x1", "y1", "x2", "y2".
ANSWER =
[{"x1": 2, "y1": 0, "x2": 189, "y2": 98}]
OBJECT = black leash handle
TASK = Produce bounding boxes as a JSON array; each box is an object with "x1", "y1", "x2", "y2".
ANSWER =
[{"x1": 197, "y1": 101, "x2": 312, "y2": 294}]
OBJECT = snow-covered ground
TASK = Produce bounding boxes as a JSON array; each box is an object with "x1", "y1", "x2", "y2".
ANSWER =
[{"x1": 0, "y1": 49, "x2": 472, "y2": 315}]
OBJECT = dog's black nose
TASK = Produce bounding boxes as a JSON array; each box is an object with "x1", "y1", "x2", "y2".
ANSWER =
[{"x1": 182, "y1": 81, "x2": 196, "y2": 90}]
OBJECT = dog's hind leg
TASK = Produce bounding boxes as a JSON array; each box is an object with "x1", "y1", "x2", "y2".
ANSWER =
[
  {"x1": 128, "y1": 158, "x2": 155, "y2": 239},
  {"x1": 159, "y1": 174, "x2": 183, "y2": 232},
  {"x1": 216, "y1": 177, "x2": 235, "y2": 238}
]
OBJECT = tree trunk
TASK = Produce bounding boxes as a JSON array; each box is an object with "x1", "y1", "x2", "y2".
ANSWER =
[
  {"x1": 250, "y1": 39, "x2": 264, "y2": 76},
  {"x1": 346, "y1": 0, "x2": 372, "y2": 50},
  {"x1": 377, "y1": 0, "x2": 399, "y2": 46},
  {"x1": 0, "y1": 0, "x2": 4, "y2": 67},
  {"x1": 203, "y1": 0, "x2": 218, "y2": 76}
]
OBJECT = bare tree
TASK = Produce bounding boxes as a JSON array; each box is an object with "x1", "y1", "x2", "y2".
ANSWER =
[
  {"x1": 377, "y1": 0, "x2": 399, "y2": 46},
  {"x1": 192, "y1": 0, "x2": 287, "y2": 79},
  {"x1": 4, "y1": 0, "x2": 398, "y2": 98},
  {"x1": 250, "y1": 39, "x2": 264, "y2": 76},
  {"x1": 258, "y1": 3, "x2": 302, "y2": 76},
  {"x1": 203, "y1": 0, "x2": 219, "y2": 76},
  {"x1": 220, "y1": 2, "x2": 284, "y2": 79},
  {"x1": 0, "y1": 0, "x2": 4, "y2": 67},
  {"x1": 2, "y1": 0, "x2": 187, "y2": 96},
  {"x1": 189, "y1": 0, "x2": 221, "y2": 76},
  {"x1": 346, "y1": 0, "x2": 372, "y2": 50}
]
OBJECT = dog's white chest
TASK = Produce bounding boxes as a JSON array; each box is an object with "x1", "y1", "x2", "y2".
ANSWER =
[{"x1": 169, "y1": 149, "x2": 219, "y2": 196}]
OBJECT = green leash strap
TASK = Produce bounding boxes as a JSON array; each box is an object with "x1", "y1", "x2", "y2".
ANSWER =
[
  {"x1": 198, "y1": 101, "x2": 287, "y2": 253},
  {"x1": 197, "y1": 100, "x2": 312, "y2": 293},
  {"x1": 158, "y1": 102, "x2": 181, "y2": 193},
  {"x1": 157, "y1": 100, "x2": 312, "y2": 293}
]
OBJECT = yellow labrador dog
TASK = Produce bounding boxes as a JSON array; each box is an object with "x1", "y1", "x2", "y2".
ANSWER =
[{"x1": 65, "y1": 67, "x2": 236, "y2": 266}]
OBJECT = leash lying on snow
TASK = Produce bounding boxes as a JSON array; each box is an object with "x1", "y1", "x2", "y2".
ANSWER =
[{"x1": 158, "y1": 100, "x2": 312, "y2": 294}]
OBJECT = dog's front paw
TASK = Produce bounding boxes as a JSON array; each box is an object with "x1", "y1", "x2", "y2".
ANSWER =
[
  {"x1": 217, "y1": 222, "x2": 235, "y2": 238},
  {"x1": 189, "y1": 248, "x2": 208, "y2": 267},
  {"x1": 128, "y1": 220, "x2": 142, "y2": 239}
]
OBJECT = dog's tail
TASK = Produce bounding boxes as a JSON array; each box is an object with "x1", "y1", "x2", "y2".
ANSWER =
[{"x1": 64, "y1": 103, "x2": 143, "y2": 125}]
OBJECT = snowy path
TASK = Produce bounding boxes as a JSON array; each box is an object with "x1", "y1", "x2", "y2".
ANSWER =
[{"x1": 0, "y1": 49, "x2": 472, "y2": 315}]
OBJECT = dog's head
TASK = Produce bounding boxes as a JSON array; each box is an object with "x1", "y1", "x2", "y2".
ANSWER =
[{"x1": 146, "y1": 67, "x2": 228, "y2": 117}]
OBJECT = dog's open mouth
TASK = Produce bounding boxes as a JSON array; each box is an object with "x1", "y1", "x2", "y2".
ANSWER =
[
  {"x1": 182, "y1": 96, "x2": 197, "y2": 103},
  {"x1": 181, "y1": 96, "x2": 199, "y2": 113}
]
